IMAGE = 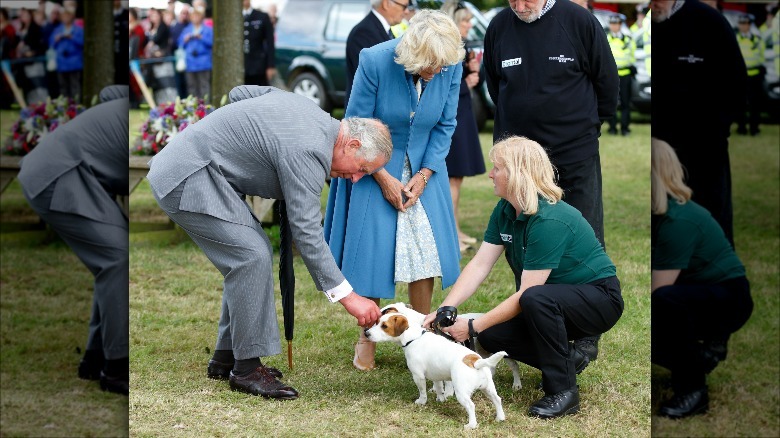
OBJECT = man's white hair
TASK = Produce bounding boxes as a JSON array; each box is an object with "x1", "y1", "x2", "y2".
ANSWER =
[{"x1": 344, "y1": 118, "x2": 393, "y2": 163}]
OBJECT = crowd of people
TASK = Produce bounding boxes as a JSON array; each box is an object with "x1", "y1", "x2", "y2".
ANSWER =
[
  {"x1": 127, "y1": 0, "x2": 276, "y2": 106},
  {"x1": 2, "y1": 1, "x2": 82, "y2": 106}
]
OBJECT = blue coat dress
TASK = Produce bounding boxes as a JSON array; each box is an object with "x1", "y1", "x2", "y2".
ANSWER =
[{"x1": 324, "y1": 39, "x2": 462, "y2": 299}]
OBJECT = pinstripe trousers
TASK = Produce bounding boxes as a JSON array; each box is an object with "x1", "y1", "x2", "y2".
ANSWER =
[
  {"x1": 154, "y1": 176, "x2": 282, "y2": 360},
  {"x1": 25, "y1": 180, "x2": 129, "y2": 360}
]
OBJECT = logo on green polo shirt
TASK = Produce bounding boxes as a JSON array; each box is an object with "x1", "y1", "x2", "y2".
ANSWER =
[{"x1": 500, "y1": 233, "x2": 513, "y2": 243}]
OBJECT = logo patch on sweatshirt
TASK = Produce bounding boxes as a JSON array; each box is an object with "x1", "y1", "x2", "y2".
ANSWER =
[
  {"x1": 548, "y1": 54, "x2": 575, "y2": 63},
  {"x1": 501, "y1": 57, "x2": 522, "y2": 68},
  {"x1": 678, "y1": 54, "x2": 704, "y2": 64}
]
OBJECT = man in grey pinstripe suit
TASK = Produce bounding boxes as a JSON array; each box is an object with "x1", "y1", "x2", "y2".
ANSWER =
[
  {"x1": 19, "y1": 85, "x2": 130, "y2": 395},
  {"x1": 148, "y1": 86, "x2": 392, "y2": 399}
]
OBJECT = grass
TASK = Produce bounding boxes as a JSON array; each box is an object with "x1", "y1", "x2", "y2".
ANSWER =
[{"x1": 125, "y1": 119, "x2": 652, "y2": 437}]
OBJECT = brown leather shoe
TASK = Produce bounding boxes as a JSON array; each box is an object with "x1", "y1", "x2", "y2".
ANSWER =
[
  {"x1": 207, "y1": 360, "x2": 283, "y2": 380},
  {"x1": 229, "y1": 367, "x2": 299, "y2": 399}
]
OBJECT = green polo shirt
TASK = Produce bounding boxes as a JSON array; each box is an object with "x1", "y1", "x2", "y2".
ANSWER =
[
  {"x1": 484, "y1": 198, "x2": 616, "y2": 285},
  {"x1": 652, "y1": 198, "x2": 745, "y2": 284}
]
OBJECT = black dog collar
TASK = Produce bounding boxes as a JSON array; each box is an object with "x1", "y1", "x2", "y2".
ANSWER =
[{"x1": 402, "y1": 330, "x2": 427, "y2": 348}]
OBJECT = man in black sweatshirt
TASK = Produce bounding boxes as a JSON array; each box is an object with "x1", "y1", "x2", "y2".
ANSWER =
[
  {"x1": 485, "y1": 0, "x2": 617, "y2": 249},
  {"x1": 650, "y1": 0, "x2": 746, "y2": 248},
  {"x1": 483, "y1": 0, "x2": 618, "y2": 419}
]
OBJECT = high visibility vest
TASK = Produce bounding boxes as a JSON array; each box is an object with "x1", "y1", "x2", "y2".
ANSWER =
[
  {"x1": 736, "y1": 32, "x2": 765, "y2": 77},
  {"x1": 390, "y1": 20, "x2": 409, "y2": 38},
  {"x1": 607, "y1": 33, "x2": 636, "y2": 76}
]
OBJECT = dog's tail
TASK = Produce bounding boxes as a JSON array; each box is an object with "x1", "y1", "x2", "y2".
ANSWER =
[{"x1": 474, "y1": 351, "x2": 508, "y2": 370}]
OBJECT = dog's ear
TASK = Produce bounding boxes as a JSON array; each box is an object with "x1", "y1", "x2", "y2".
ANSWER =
[
  {"x1": 381, "y1": 306, "x2": 399, "y2": 315},
  {"x1": 389, "y1": 315, "x2": 409, "y2": 337}
]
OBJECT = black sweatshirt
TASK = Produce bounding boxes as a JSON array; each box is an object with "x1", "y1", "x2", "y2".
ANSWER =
[
  {"x1": 651, "y1": 0, "x2": 747, "y2": 150},
  {"x1": 484, "y1": 1, "x2": 618, "y2": 165}
]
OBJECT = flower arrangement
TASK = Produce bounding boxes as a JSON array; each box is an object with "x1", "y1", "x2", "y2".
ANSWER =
[
  {"x1": 2, "y1": 96, "x2": 85, "y2": 156},
  {"x1": 132, "y1": 96, "x2": 215, "y2": 156}
]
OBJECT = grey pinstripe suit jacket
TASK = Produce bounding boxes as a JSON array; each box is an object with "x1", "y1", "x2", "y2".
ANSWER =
[
  {"x1": 147, "y1": 86, "x2": 346, "y2": 292},
  {"x1": 18, "y1": 87, "x2": 129, "y2": 225}
]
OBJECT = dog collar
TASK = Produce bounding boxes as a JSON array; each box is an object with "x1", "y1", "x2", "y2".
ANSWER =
[{"x1": 402, "y1": 330, "x2": 427, "y2": 348}]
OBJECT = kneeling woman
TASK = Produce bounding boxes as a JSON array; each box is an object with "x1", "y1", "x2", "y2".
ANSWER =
[
  {"x1": 650, "y1": 138, "x2": 752, "y2": 419},
  {"x1": 423, "y1": 136, "x2": 623, "y2": 418}
]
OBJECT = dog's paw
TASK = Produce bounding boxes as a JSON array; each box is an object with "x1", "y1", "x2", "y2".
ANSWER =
[
  {"x1": 496, "y1": 412, "x2": 506, "y2": 422},
  {"x1": 512, "y1": 381, "x2": 522, "y2": 391},
  {"x1": 414, "y1": 397, "x2": 428, "y2": 405},
  {"x1": 464, "y1": 422, "x2": 478, "y2": 430}
]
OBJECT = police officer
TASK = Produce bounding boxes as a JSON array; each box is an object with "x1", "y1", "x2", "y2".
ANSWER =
[
  {"x1": 735, "y1": 14, "x2": 765, "y2": 136},
  {"x1": 606, "y1": 14, "x2": 636, "y2": 136},
  {"x1": 242, "y1": 0, "x2": 275, "y2": 86}
]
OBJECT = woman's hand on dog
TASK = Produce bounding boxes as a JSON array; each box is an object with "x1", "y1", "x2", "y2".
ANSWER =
[
  {"x1": 423, "y1": 313, "x2": 471, "y2": 343},
  {"x1": 422, "y1": 312, "x2": 436, "y2": 330},
  {"x1": 442, "y1": 318, "x2": 470, "y2": 343}
]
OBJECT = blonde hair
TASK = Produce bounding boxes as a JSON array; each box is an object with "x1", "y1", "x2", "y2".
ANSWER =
[
  {"x1": 651, "y1": 137, "x2": 692, "y2": 215},
  {"x1": 395, "y1": 10, "x2": 465, "y2": 74},
  {"x1": 489, "y1": 136, "x2": 563, "y2": 215},
  {"x1": 441, "y1": 0, "x2": 473, "y2": 26}
]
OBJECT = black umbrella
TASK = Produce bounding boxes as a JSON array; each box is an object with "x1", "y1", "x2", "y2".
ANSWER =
[{"x1": 278, "y1": 201, "x2": 295, "y2": 370}]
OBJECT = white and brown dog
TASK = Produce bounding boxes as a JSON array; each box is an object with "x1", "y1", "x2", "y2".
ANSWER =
[
  {"x1": 380, "y1": 303, "x2": 523, "y2": 391},
  {"x1": 366, "y1": 306, "x2": 507, "y2": 429}
]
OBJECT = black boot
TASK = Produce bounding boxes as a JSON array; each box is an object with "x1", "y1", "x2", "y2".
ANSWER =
[
  {"x1": 700, "y1": 338, "x2": 728, "y2": 374},
  {"x1": 528, "y1": 387, "x2": 580, "y2": 418},
  {"x1": 78, "y1": 350, "x2": 104, "y2": 381},
  {"x1": 574, "y1": 336, "x2": 599, "y2": 361},
  {"x1": 659, "y1": 386, "x2": 709, "y2": 419}
]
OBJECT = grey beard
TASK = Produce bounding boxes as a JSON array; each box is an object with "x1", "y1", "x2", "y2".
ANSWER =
[{"x1": 513, "y1": 8, "x2": 541, "y2": 23}]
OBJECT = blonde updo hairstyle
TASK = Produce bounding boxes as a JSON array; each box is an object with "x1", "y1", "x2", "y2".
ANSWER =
[
  {"x1": 651, "y1": 137, "x2": 692, "y2": 215},
  {"x1": 395, "y1": 9, "x2": 465, "y2": 74},
  {"x1": 489, "y1": 136, "x2": 563, "y2": 215}
]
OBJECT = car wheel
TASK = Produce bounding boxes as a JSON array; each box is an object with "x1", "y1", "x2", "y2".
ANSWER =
[{"x1": 290, "y1": 72, "x2": 332, "y2": 112}]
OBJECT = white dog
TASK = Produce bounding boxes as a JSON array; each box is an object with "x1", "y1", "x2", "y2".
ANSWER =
[
  {"x1": 380, "y1": 303, "x2": 523, "y2": 391},
  {"x1": 366, "y1": 308, "x2": 507, "y2": 429}
]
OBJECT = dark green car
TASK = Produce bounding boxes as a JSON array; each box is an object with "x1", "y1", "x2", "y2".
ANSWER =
[{"x1": 274, "y1": 0, "x2": 493, "y2": 127}]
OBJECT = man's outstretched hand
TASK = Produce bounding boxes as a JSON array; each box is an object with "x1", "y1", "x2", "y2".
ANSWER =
[{"x1": 340, "y1": 292, "x2": 381, "y2": 328}]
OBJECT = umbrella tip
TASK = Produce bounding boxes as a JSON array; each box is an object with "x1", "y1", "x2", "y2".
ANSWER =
[{"x1": 288, "y1": 340, "x2": 293, "y2": 370}]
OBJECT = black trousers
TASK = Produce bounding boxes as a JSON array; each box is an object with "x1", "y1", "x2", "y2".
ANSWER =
[
  {"x1": 245, "y1": 72, "x2": 269, "y2": 87},
  {"x1": 556, "y1": 153, "x2": 605, "y2": 249},
  {"x1": 674, "y1": 145, "x2": 734, "y2": 247},
  {"x1": 479, "y1": 276, "x2": 623, "y2": 395},
  {"x1": 652, "y1": 277, "x2": 752, "y2": 392},
  {"x1": 736, "y1": 74, "x2": 765, "y2": 134},
  {"x1": 609, "y1": 74, "x2": 633, "y2": 133}
]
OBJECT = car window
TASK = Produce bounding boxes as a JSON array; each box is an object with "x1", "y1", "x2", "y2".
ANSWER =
[
  {"x1": 325, "y1": 2, "x2": 369, "y2": 42},
  {"x1": 465, "y1": 3, "x2": 487, "y2": 41},
  {"x1": 276, "y1": 0, "x2": 323, "y2": 44}
]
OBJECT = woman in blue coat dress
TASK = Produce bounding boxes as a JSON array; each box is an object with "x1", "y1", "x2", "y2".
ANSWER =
[{"x1": 324, "y1": 10, "x2": 464, "y2": 370}]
